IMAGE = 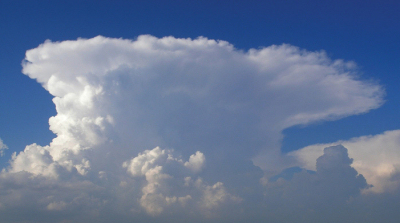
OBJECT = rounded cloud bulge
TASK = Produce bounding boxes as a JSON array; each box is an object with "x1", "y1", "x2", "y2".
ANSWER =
[{"x1": 0, "y1": 35, "x2": 384, "y2": 222}]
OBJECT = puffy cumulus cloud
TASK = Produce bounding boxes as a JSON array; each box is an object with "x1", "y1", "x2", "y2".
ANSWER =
[
  {"x1": 290, "y1": 130, "x2": 400, "y2": 193},
  {"x1": 0, "y1": 138, "x2": 8, "y2": 157},
  {"x1": 7, "y1": 143, "x2": 91, "y2": 178},
  {"x1": 8, "y1": 144, "x2": 59, "y2": 177},
  {"x1": 122, "y1": 147, "x2": 234, "y2": 216},
  {"x1": 0, "y1": 35, "x2": 387, "y2": 222},
  {"x1": 184, "y1": 151, "x2": 205, "y2": 172}
]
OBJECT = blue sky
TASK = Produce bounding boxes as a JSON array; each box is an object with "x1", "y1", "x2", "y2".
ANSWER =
[{"x1": 0, "y1": 1, "x2": 400, "y2": 222}]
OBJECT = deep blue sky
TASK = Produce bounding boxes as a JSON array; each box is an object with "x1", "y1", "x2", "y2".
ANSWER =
[{"x1": 1, "y1": 0, "x2": 399, "y2": 162}]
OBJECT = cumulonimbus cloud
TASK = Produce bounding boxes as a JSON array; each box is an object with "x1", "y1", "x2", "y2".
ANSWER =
[
  {"x1": 0, "y1": 35, "x2": 387, "y2": 222},
  {"x1": 20, "y1": 35, "x2": 384, "y2": 171}
]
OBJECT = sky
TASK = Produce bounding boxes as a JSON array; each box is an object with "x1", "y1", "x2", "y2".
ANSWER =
[{"x1": 0, "y1": 0, "x2": 399, "y2": 222}]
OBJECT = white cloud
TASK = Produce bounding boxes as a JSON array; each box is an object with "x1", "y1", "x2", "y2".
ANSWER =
[
  {"x1": 20, "y1": 36, "x2": 384, "y2": 173},
  {"x1": 123, "y1": 147, "x2": 169, "y2": 177},
  {"x1": 290, "y1": 130, "x2": 400, "y2": 193},
  {"x1": 184, "y1": 151, "x2": 205, "y2": 172},
  {"x1": 8, "y1": 144, "x2": 59, "y2": 178},
  {"x1": 122, "y1": 147, "x2": 239, "y2": 216},
  {"x1": 0, "y1": 35, "x2": 388, "y2": 222},
  {"x1": 0, "y1": 138, "x2": 8, "y2": 157},
  {"x1": 7, "y1": 143, "x2": 91, "y2": 178},
  {"x1": 123, "y1": 147, "x2": 180, "y2": 215}
]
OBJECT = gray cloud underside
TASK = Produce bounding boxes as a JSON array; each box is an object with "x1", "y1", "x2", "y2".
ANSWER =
[{"x1": 0, "y1": 35, "x2": 394, "y2": 222}]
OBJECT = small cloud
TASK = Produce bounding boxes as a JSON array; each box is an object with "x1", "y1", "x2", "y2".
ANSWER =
[
  {"x1": 47, "y1": 201, "x2": 67, "y2": 211},
  {"x1": 0, "y1": 138, "x2": 8, "y2": 157},
  {"x1": 184, "y1": 151, "x2": 205, "y2": 173}
]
